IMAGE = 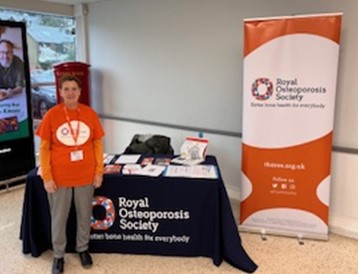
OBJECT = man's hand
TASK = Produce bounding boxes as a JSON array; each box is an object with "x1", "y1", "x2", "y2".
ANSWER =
[
  {"x1": 93, "y1": 174, "x2": 103, "y2": 189},
  {"x1": 0, "y1": 90, "x2": 9, "y2": 101},
  {"x1": 44, "y1": 180, "x2": 57, "y2": 193},
  {"x1": 8, "y1": 87, "x2": 23, "y2": 97}
]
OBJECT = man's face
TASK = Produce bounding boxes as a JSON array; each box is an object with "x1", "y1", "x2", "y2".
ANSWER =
[{"x1": 0, "y1": 42, "x2": 14, "y2": 68}]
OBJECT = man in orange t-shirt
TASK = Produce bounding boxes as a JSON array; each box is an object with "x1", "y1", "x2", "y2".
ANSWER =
[{"x1": 36, "y1": 75, "x2": 104, "y2": 274}]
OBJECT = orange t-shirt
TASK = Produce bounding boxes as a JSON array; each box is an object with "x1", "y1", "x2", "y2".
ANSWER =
[{"x1": 36, "y1": 103, "x2": 105, "y2": 187}]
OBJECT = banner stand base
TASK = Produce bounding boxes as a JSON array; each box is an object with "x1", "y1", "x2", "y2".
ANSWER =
[
  {"x1": 297, "y1": 234, "x2": 305, "y2": 245},
  {"x1": 239, "y1": 225, "x2": 329, "y2": 241},
  {"x1": 260, "y1": 230, "x2": 267, "y2": 241}
]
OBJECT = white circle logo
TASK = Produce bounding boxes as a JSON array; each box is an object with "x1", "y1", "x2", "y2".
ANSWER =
[{"x1": 56, "y1": 120, "x2": 90, "y2": 146}]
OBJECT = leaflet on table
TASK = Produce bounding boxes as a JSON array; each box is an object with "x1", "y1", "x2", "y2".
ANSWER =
[
  {"x1": 103, "y1": 154, "x2": 117, "y2": 165},
  {"x1": 154, "y1": 157, "x2": 171, "y2": 166},
  {"x1": 122, "y1": 164, "x2": 166, "y2": 177},
  {"x1": 164, "y1": 165, "x2": 218, "y2": 179},
  {"x1": 139, "y1": 165, "x2": 166, "y2": 177},
  {"x1": 140, "y1": 157, "x2": 154, "y2": 166},
  {"x1": 170, "y1": 156, "x2": 205, "y2": 166},
  {"x1": 103, "y1": 164, "x2": 122, "y2": 174},
  {"x1": 115, "y1": 154, "x2": 141, "y2": 164},
  {"x1": 122, "y1": 164, "x2": 142, "y2": 175},
  {"x1": 171, "y1": 136, "x2": 209, "y2": 165}
]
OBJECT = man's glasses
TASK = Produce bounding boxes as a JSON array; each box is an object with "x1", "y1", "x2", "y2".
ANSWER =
[{"x1": 0, "y1": 51, "x2": 13, "y2": 55}]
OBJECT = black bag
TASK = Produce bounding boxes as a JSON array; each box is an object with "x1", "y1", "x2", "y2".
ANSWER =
[{"x1": 123, "y1": 134, "x2": 174, "y2": 155}]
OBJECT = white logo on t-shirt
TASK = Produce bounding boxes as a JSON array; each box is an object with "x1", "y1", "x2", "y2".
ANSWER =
[{"x1": 56, "y1": 120, "x2": 90, "y2": 146}]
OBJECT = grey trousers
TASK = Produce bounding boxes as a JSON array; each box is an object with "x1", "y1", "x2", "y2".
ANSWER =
[{"x1": 47, "y1": 184, "x2": 94, "y2": 258}]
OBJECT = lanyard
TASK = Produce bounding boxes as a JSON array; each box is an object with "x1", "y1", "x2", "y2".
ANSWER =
[{"x1": 63, "y1": 106, "x2": 80, "y2": 148}]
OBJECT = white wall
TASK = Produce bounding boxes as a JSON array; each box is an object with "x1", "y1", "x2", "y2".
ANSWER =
[
  {"x1": 87, "y1": 0, "x2": 358, "y2": 149},
  {"x1": 86, "y1": 0, "x2": 358, "y2": 239}
]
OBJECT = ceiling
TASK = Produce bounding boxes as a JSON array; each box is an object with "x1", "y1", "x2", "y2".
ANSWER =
[{"x1": 40, "y1": 0, "x2": 105, "y2": 5}]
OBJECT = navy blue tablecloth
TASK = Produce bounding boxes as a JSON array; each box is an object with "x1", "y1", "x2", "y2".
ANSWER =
[{"x1": 20, "y1": 156, "x2": 257, "y2": 273}]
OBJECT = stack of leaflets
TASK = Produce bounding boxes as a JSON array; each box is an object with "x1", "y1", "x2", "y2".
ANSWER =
[
  {"x1": 115, "y1": 154, "x2": 141, "y2": 164},
  {"x1": 103, "y1": 154, "x2": 121, "y2": 174},
  {"x1": 122, "y1": 164, "x2": 142, "y2": 175},
  {"x1": 164, "y1": 165, "x2": 218, "y2": 179},
  {"x1": 171, "y1": 136, "x2": 209, "y2": 165},
  {"x1": 103, "y1": 154, "x2": 117, "y2": 165},
  {"x1": 139, "y1": 165, "x2": 166, "y2": 177},
  {"x1": 104, "y1": 164, "x2": 122, "y2": 174},
  {"x1": 122, "y1": 163, "x2": 166, "y2": 177},
  {"x1": 141, "y1": 157, "x2": 154, "y2": 166},
  {"x1": 154, "y1": 158, "x2": 171, "y2": 166}
]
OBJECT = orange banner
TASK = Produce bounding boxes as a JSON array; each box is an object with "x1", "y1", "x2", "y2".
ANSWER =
[{"x1": 240, "y1": 13, "x2": 342, "y2": 238}]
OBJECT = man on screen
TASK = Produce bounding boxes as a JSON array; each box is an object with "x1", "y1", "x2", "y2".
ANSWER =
[{"x1": 0, "y1": 39, "x2": 25, "y2": 101}]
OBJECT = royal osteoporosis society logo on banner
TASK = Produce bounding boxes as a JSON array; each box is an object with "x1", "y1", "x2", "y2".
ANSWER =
[
  {"x1": 240, "y1": 13, "x2": 342, "y2": 238},
  {"x1": 90, "y1": 196, "x2": 191, "y2": 243},
  {"x1": 251, "y1": 76, "x2": 327, "y2": 105}
]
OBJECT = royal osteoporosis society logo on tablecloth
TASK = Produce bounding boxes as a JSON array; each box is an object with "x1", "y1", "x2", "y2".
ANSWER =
[
  {"x1": 240, "y1": 13, "x2": 342, "y2": 238},
  {"x1": 90, "y1": 196, "x2": 191, "y2": 243}
]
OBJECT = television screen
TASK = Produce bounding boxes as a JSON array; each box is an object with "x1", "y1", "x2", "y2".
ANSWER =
[{"x1": 0, "y1": 20, "x2": 35, "y2": 183}]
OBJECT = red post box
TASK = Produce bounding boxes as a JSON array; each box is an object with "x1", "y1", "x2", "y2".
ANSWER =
[{"x1": 53, "y1": 61, "x2": 91, "y2": 105}]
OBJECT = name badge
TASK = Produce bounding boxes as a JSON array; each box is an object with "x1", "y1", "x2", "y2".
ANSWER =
[{"x1": 70, "y1": 150, "x2": 84, "y2": 162}]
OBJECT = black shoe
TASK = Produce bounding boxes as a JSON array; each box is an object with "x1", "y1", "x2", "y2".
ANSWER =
[
  {"x1": 79, "y1": 250, "x2": 93, "y2": 268},
  {"x1": 52, "y1": 257, "x2": 64, "y2": 274}
]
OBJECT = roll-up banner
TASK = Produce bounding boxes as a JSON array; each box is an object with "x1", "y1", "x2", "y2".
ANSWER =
[
  {"x1": 0, "y1": 20, "x2": 35, "y2": 185},
  {"x1": 240, "y1": 13, "x2": 342, "y2": 240}
]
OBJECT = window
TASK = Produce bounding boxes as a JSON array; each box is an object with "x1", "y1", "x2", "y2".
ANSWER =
[
  {"x1": 0, "y1": 8, "x2": 76, "y2": 153},
  {"x1": 0, "y1": 8, "x2": 76, "y2": 118}
]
